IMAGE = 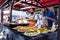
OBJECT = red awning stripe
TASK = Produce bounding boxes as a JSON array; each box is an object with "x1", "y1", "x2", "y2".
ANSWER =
[
  {"x1": 40, "y1": 0, "x2": 54, "y2": 4},
  {"x1": 0, "y1": 0, "x2": 8, "y2": 8},
  {"x1": 42, "y1": 0, "x2": 59, "y2": 6}
]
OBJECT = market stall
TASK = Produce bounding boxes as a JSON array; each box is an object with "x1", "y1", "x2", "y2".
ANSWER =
[
  {"x1": 3, "y1": 23, "x2": 57, "y2": 40},
  {"x1": 0, "y1": 0, "x2": 59, "y2": 40}
]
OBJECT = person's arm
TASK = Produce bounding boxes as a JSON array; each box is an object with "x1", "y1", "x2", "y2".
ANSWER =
[
  {"x1": 45, "y1": 16, "x2": 57, "y2": 22},
  {"x1": 43, "y1": 19, "x2": 48, "y2": 27},
  {"x1": 34, "y1": 20, "x2": 39, "y2": 27},
  {"x1": 46, "y1": 16, "x2": 58, "y2": 25}
]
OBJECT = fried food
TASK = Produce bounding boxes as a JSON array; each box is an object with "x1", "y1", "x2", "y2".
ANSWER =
[
  {"x1": 13, "y1": 26, "x2": 20, "y2": 29},
  {"x1": 40, "y1": 27, "x2": 48, "y2": 33},
  {"x1": 24, "y1": 28, "x2": 40, "y2": 36},
  {"x1": 19, "y1": 27, "x2": 26, "y2": 32},
  {"x1": 51, "y1": 27, "x2": 56, "y2": 31},
  {"x1": 26, "y1": 27, "x2": 38, "y2": 33}
]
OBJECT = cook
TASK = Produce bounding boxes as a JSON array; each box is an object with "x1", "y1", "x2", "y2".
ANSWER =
[
  {"x1": 27, "y1": 9, "x2": 48, "y2": 29},
  {"x1": 27, "y1": 9, "x2": 39, "y2": 27}
]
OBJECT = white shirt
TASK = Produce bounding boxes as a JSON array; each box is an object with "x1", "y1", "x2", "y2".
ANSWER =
[
  {"x1": 35, "y1": 16, "x2": 47, "y2": 29},
  {"x1": 27, "y1": 13, "x2": 40, "y2": 19}
]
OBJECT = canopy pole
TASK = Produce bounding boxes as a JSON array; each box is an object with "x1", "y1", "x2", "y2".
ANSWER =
[
  {"x1": 58, "y1": 0, "x2": 60, "y2": 40},
  {"x1": 1, "y1": 8, "x2": 3, "y2": 23},
  {"x1": 10, "y1": 0, "x2": 14, "y2": 23}
]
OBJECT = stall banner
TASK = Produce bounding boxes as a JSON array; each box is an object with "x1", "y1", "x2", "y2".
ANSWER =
[{"x1": 0, "y1": 0, "x2": 7, "y2": 7}]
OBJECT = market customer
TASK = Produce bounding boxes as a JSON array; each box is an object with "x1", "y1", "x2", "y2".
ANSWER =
[{"x1": 43, "y1": 8, "x2": 57, "y2": 29}]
